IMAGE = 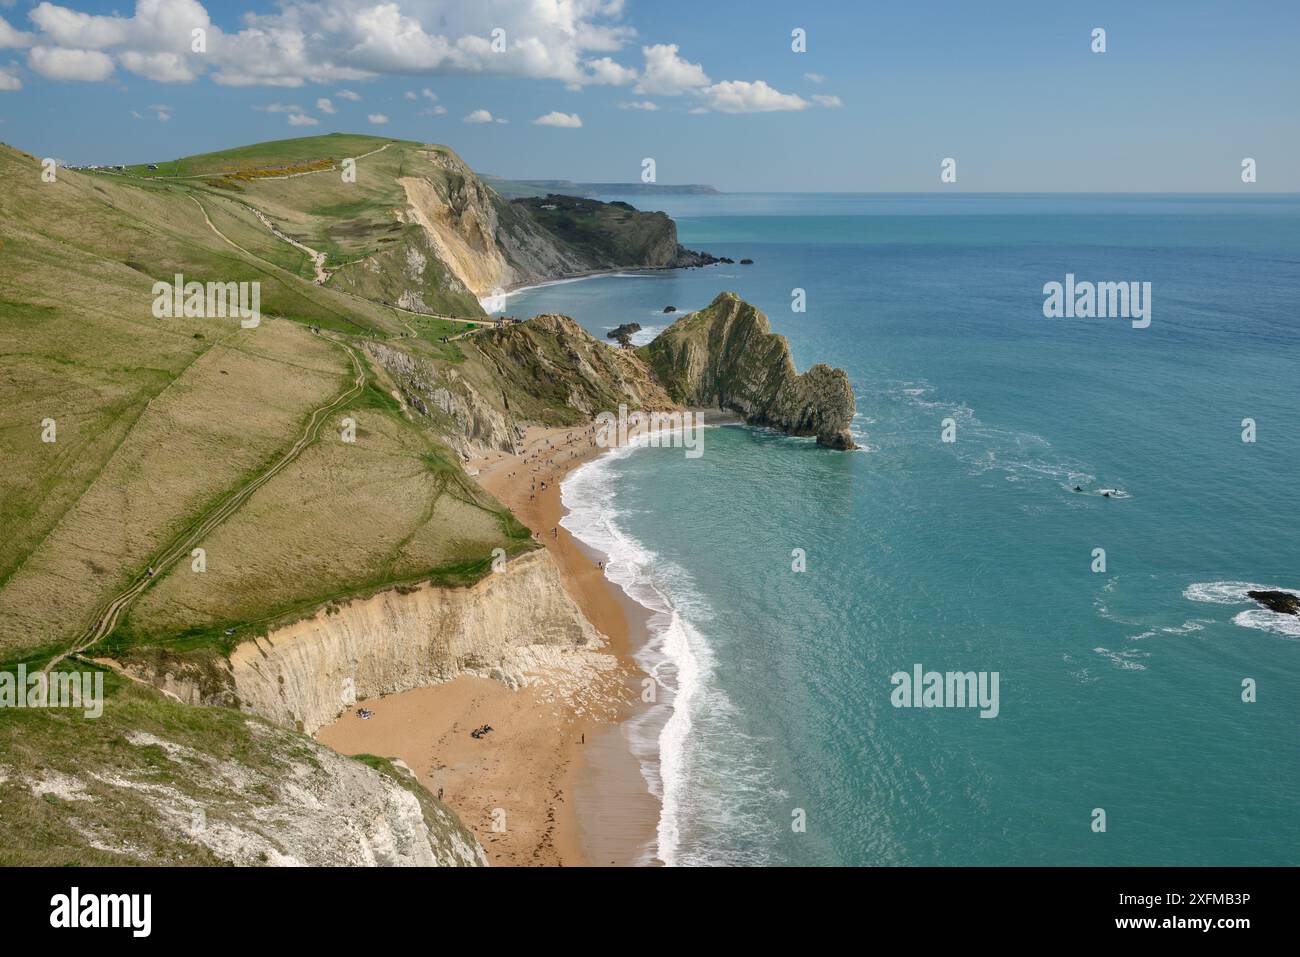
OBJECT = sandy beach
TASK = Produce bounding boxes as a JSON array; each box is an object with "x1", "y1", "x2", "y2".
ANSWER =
[{"x1": 317, "y1": 424, "x2": 660, "y2": 866}]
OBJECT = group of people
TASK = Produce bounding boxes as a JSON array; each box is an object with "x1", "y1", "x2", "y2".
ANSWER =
[{"x1": 518, "y1": 426, "x2": 601, "y2": 502}]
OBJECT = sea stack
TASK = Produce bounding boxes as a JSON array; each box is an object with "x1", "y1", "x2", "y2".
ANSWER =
[{"x1": 642, "y1": 292, "x2": 857, "y2": 450}]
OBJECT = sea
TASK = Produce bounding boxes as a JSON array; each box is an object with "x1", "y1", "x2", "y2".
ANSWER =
[{"x1": 491, "y1": 193, "x2": 1300, "y2": 866}]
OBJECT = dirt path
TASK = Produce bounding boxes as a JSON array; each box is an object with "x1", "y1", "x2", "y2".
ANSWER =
[
  {"x1": 190, "y1": 191, "x2": 502, "y2": 332},
  {"x1": 47, "y1": 336, "x2": 366, "y2": 671}
]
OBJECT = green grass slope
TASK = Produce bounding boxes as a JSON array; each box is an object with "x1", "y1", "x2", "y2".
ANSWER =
[{"x1": 0, "y1": 141, "x2": 529, "y2": 666}]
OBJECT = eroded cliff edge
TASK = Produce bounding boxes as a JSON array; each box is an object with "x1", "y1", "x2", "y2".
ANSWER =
[
  {"x1": 642, "y1": 292, "x2": 858, "y2": 450},
  {"x1": 121, "y1": 549, "x2": 604, "y2": 736}
]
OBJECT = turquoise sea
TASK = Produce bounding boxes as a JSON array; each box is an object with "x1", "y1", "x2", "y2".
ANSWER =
[{"x1": 496, "y1": 194, "x2": 1300, "y2": 866}]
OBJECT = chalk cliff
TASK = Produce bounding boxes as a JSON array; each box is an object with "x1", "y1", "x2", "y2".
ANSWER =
[{"x1": 122, "y1": 549, "x2": 602, "y2": 735}]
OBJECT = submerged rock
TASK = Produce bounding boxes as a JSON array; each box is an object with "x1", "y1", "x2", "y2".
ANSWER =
[{"x1": 1247, "y1": 590, "x2": 1300, "y2": 615}]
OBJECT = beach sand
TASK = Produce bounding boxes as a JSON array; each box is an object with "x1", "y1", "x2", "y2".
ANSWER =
[{"x1": 317, "y1": 425, "x2": 660, "y2": 866}]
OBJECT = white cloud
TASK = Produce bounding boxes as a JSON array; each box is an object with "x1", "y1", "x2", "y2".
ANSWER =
[
  {"x1": 7, "y1": 0, "x2": 806, "y2": 122},
  {"x1": 695, "y1": 80, "x2": 807, "y2": 113},
  {"x1": 128, "y1": 102, "x2": 171, "y2": 120},
  {"x1": 618, "y1": 100, "x2": 657, "y2": 111},
  {"x1": 463, "y1": 108, "x2": 493, "y2": 124},
  {"x1": 581, "y1": 55, "x2": 636, "y2": 86},
  {"x1": 316, "y1": 97, "x2": 335, "y2": 113},
  {"x1": 635, "y1": 43, "x2": 709, "y2": 95},
  {"x1": 812, "y1": 94, "x2": 842, "y2": 108},
  {"x1": 419, "y1": 105, "x2": 447, "y2": 115},
  {"x1": 0, "y1": 16, "x2": 34, "y2": 50},
  {"x1": 28, "y1": 5, "x2": 130, "y2": 48},
  {"x1": 287, "y1": 112, "x2": 318, "y2": 126},
  {"x1": 253, "y1": 102, "x2": 303, "y2": 113},
  {"x1": 119, "y1": 50, "x2": 194, "y2": 82},
  {"x1": 804, "y1": 72, "x2": 825, "y2": 84},
  {"x1": 0, "y1": 62, "x2": 22, "y2": 90},
  {"x1": 28, "y1": 45, "x2": 114, "y2": 81},
  {"x1": 367, "y1": 112, "x2": 388, "y2": 124},
  {"x1": 534, "y1": 111, "x2": 582, "y2": 128}
]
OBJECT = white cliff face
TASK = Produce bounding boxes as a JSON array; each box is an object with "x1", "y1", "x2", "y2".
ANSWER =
[
  {"x1": 132, "y1": 549, "x2": 601, "y2": 736},
  {"x1": 398, "y1": 149, "x2": 592, "y2": 300},
  {"x1": 118, "y1": 727, "x2": 487, "y2": 866}
]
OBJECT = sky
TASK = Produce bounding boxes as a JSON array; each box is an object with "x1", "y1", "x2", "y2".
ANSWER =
[{"x1": 0, "y1": 0, "x2": 1295, "y2": 191}]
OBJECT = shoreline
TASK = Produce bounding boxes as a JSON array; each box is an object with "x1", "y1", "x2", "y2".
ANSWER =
[
  {"x1": 316, "y1": 424, "x2": 661, "y2": 866},
  {"x1": 480, "y1": 259, "x2": 730, "y2": 311},
  {"x1": 472, "y1": 425, "x2": 663, "y2": 866},
  {"x1": 479, "y1": 268, "x2": 661, "y2": 312}
]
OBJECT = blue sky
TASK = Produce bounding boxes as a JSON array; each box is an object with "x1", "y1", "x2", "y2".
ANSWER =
[{"x1": 0, "y1": 0, "x2": 1295, "y2": 190}]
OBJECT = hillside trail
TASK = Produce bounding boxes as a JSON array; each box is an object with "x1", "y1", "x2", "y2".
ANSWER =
[
  {"x1": 189, "y1": 190, "x2": 500, "y2": 330},
  {"x1": 125, "y1": 141, "x2": 394, "y2": 182},
  {"x1": 44, "y1": 334, "x2": 366, "y2": 674}
]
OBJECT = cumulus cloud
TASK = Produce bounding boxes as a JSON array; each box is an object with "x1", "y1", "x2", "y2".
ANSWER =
[
  {"x1": 635, "y1": 43, "x2": 709, "y2": 95},
  {"x1": 618, "y1": 100, "x2": 657, "y2": 111},
  {"x1": 367, "y1": 112, "x2": 388, "y2": 124},
  {"x1": 0, "y1": 62, "x2": 21, "y2": 90},
  {"x1": 287, "y1": 113, "x2": 318, "y2": 126},
  {"x1": 10, "y1": 0, "x2": 810, "y2": 124},
  {"x1": 0, "y1": 16, "x2": 34, "y2": 50},
  {"x1": 580, "y1": 55, "x2": 636, "y2": 86},
  {"x1": 316, "y1": 97, "x2": 335, "y2": 113},
  {"x1": 804, "y1": 72, "x2": 825, "y2": 84},
  {"x1": 120, "y1": 50, "x2": 194, "y2": 82},
  {"x1": 149, "y1": 102, "x2": 172, "y2": 121},
  {"x1": 695, "y1": 80, "x2": 807, "y2": 114},
  {"x1": 28, "y1": 45, "x2": 115, "y2": 81},
  {"x1": 419, "y1": 104, "x2": 447, "y2": 115},
  {"x1": 533, "y1": 111, "x2": 581, "y2": 128},
  {"x1": 812, "y1": 94, "x2": 842, "y2": 108},
  {"x1": 253, "y1": 102, "x2": 303, "y2": 113}
]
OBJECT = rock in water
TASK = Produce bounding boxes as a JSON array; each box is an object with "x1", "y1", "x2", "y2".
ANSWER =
[
  {"x1": 663, "y1": 306, "x2": 677, "y2": 313},
  {"x1": 607, "y1": 322, "x2": 642, "y2": 346},
  {"x1": 644, "y1": 292, "x2": 857, "y2": 450},
  {"x1": 1247, "y1": 590, "x2": 1300, "y2": 615},
  {"x1": 740, "y1": 258, "x2": 754, "y2": 265}
]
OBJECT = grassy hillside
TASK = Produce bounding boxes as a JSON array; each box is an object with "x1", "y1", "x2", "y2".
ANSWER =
[
  {"x1": 0, "y1": 141, "x2": 528, "y2": 667},
  {"x1": 125, "y1": 132, "x2": 401, "y2": 179},
  {"x1": 0, "y1": 131, "x2": 725, "y2": 867}
]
